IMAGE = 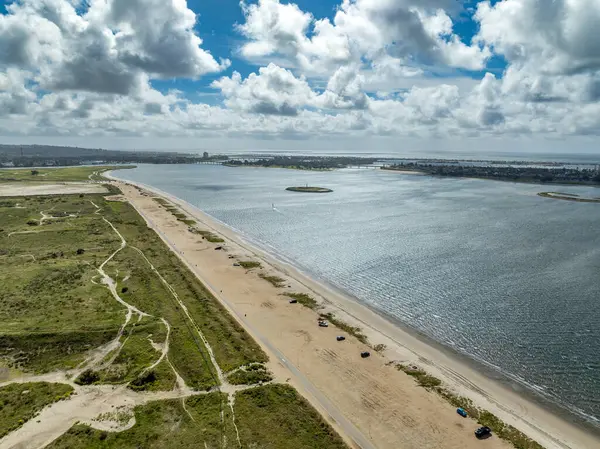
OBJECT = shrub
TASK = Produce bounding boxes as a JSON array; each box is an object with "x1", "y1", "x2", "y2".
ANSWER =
[{"x1": 75, "y1": 369, "x2": 100, "y2": 385}]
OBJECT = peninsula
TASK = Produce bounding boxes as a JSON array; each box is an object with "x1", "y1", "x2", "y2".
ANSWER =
[{"x1": 538, "y1": 192, "x2": 600, "y2": 203}]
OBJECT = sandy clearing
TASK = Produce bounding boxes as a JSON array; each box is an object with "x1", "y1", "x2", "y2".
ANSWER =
[
  {"x1": 0, "y1": 384, "x2": 207, "y2": 449},
  {"x1": 112, "y1": 178, "x2": 600, "y2": 449},
  {"x1": 0, "y1": 183, "x2": 106, "y2": 197}
]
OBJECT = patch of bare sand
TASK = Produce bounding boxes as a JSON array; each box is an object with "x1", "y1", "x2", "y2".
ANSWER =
[
  {"x1": 0, "y1": 183, "x2": 107, "y2": 197},
  {"x1": 0, "y1": 384, "x2": 200, "y2": 449}
]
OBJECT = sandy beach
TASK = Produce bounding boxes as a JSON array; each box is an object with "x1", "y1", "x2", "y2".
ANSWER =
[{"x1": 109, "y1": 174, "x2": 599, "y2": 449}]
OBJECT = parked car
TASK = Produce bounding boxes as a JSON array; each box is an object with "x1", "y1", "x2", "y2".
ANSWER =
[
  {"x1": 318, "y1": 321, "x2": 329, "y2": 328},
  {"x1": 289, "y1": 299, "x2": 298, "y2": 304},
  {"x1": 360, "y1": 351, "x2": 371, "y2": 358},
  {"x1": 475, "y1": 426, "x2": 492, "y2": 439},
  {"x1": 233, "y1": 263, "x2": 240, "y2": 267},
  {"x1": 336, "y1": 336, "x2": 346, "y2": 341},
  {"x1": 457, "y1": 408, "x2": 468, "y2": 418},
  {"x1": 215, "y1": 246, "x2": 223, "y2": 251}
]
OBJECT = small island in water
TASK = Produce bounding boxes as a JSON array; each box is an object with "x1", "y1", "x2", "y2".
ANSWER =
[{"x1": 286, "y1": 186, "x2": 333, "y2": 193}]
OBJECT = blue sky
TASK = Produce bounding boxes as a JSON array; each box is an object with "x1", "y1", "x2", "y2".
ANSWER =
[
  {"x1": 2, "y1": 0, "x2": 599, "y2": 153},
  {"x1": 136, "y1": 0, "x2": 506, "y2": 101},
  {"x1": 0, "y1": 0, "x2": 507, "y2": 101}
]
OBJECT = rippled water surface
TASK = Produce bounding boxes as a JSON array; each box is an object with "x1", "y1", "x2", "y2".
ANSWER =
[{"x1": 115, "y1": 164, "x2": 600, "y2": 423}]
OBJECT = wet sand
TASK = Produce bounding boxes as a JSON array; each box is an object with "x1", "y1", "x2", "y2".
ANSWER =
[{"x1": 111, "y1": 175, "x2": 598, "y2": 449}]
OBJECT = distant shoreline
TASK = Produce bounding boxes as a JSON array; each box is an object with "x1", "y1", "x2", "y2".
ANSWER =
[{"x1": 381, "y1": 166, "x2": 600, "y2": 188}]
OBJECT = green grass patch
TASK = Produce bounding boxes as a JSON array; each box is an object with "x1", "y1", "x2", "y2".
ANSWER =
[
  {"x1": 0, "y1": 194, "x2": 126, "y2": 373},
  {"x1": 227, "y1": 364, "x2": 273, "y2": 385},
  {"x1": 102, "y1": 200, "x2": 267, "y2": 374},
  {"x1": 98, "y1": 320, "x2": 165, "y2": 385},
  {"x1": 0, "y1": 330, "x2": 118, "y2": 374},
  {"x1": 190, "y1": 229, "x2": 225, "y2": 243},
  {"x1": 0, "y1": 166, "x2": 134, "y2": 183},
  {"x1": 235, "y1": 384, "x2": 348, "y2": 449},
  {"x1": 152, "y1": 197, "x2": 170, "y2": 207},
  {"x1": 396, "y1": 364, "x2": 442, "y2": 389},
  {"x1": 129, "y1": 358, "x2": 176, "y2": 392},
  {"x1": 238, "y1": 260, "x2": 261, "y2": 269},
  {"x1": 319, "y1": 313, "x2": 368, "y2": 345},
  {"x1": 0, "y1": 382, "x2": 73, "y2": 438},
  {"x1": 283, "y1": 292, "x2": 319, "y2": 310},
  {"x1": 259, "y1": 274, "x2": 286, "y2": 288}
]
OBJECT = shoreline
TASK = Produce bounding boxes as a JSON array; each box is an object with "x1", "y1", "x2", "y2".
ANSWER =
[
  {"x1": 106, "y1": 170, "x2": 600, "y2": 449},
  {"x1": 380, "y1": 167, "x2": 600, "y2": 188}
]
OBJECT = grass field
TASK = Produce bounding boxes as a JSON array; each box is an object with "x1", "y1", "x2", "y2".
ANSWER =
[
  {"x1": 0, "y1": 166, "x2": 134, "y2": 183},
  {"x1": 48, "y1": 385, "x2": 347, "y2": 449},
  {"x1": 0, "y1": 382, "x2": 73, "y2": 438},
  {"x1": 0, "y1": 195, "x2": 125, "y2": 372}
]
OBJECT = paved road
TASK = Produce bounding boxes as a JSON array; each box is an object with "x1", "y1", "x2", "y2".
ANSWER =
[{"x1": 128, "y1": 194, "x2": 375, "y2": 449}]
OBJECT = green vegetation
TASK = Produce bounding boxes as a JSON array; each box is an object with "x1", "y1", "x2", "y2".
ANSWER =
[
  {"x1": 238, "y1": 260, "x2": 261, "y2": 269},
  {"x1": 0, "y1": 195, "x2": 124, "y2": 372},
  {"x1": 259, "y1": 273, "x2": 286, "y2": 288},
  {"x1": 235, "y1": 385, "x2": 348, "y2": 449},
  {"x1": 0, "y1": 382, "x2": 73, "y2": 438},
  {"x1": 284, "y1": 292, "x2": 319, "y2": 310},
  {"x1": 373, "y1": 343, "x2": 387, "y2": 353},
  {"x1": 228, "y1": 364, "x2": 273, "y2": 385},
  {"x1": 152, "y1": 198, "x2": 199, "y2": 227},
  {"x1": 538, "y1": 192, "x2": 600, "y2": 203},
  {"x1": 319, "y1": 312, "x2": 368, "y2": 345},
  {"x1": 286, "y1": 186, "x2": 333, "y2": 193},
  {"x1": 129, "y1": 359, "x2": 176, "y2": 392},
  {"x1": 0, "y1": 166, "x2": 134, "y2": 183},
  {"x1": 192, "y1": 229, "x2": 225, "y2": 243},
  {"x1": 224, "y1": 155, "x2": 376, "y2": 171},
  {"x1": 97, "y1": 319, "x2": 167, "y2": 385},
  {"x1": 396, "y1": 364, "x2": 543, "y2": 449},
  {"x1": 49, "y1": 385, "x2": 348, "y2": 449},
  {"x1": 0, "y1": 192, "x2": 266, "y2": 384},
  {"x1": 103, "y1": 199, "x2": 267, "y2": 375},
  {"x1": 396, "y1": 364, "x2": 442, "y2": 389}
]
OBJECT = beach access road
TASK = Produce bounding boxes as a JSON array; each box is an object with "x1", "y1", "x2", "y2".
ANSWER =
[{"x1": 116, "y1": 181, "x2": 513, "y2": 449}]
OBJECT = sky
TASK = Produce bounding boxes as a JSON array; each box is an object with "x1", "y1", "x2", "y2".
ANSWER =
[{"x1": 1, "y1": 0, "x2": 600, "y2": 155}]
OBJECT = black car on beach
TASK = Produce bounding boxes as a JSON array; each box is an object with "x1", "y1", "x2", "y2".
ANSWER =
[{"x1": 475, "y1": 426, "x2": 492, "y2": 439}]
